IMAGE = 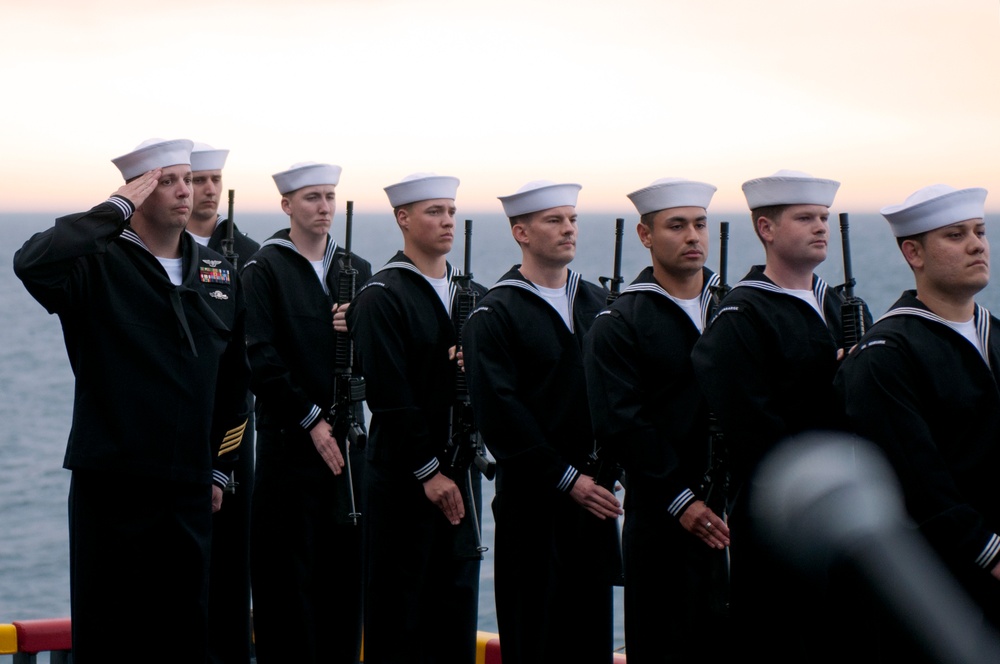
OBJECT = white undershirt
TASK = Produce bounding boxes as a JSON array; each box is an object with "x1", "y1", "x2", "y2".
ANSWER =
[
  {"x1": 784, "y1": 288, "x2": 823, "y2": 317},
  {"x1": 156, "y1": 256, "x2": 183, "y2": 286},
  {"x1": 188, "y1": 232, "x2": 211, "y2": 247},
  {"x1": 944, "y1": 317, "x2": 986, "y2": 359},
  {"x1": 309, "y1": 259, "x2": 325, "y2": 286},
  {"x1": 666, "y1": 294, "x2": 704, "y2": 332},
  {"x1": 423, "y1": 274, "x2": 451, "y2": 313},
  {"x1": 535, "y1": 284, "x2": 571, "y2": 329}
]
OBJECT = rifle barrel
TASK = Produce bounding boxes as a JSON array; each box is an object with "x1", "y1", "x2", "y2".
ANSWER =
[
  {"x1": 612, "y1": 218, "x2": 624, "y2": 292},
  {"x1": 345, "y1": 201, "x2": 354, "y2": 259},
  {"x1": 839, "y1": 213, "x2": 855, "y2": 300},
  {"x1": 719, "y1": 221, "x2": 729, "y2": 289},
  {"x1": 464, "y1": 219, "x2": 473, "y2": 279}
]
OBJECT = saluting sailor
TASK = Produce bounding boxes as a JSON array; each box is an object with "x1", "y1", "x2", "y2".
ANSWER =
[
  {"x1": 584, "y1": 178, "x2": 731, "y2": 663},
  {"x1": 13, "y1": 138, "x2": 251, "y2": 663},
  {"x1": 836, "y1": 184, "x2": 1000, "y2": 651},
  {"x1": 347, "y1": 173, "x2": 485, "y2": 664},
  {"x1": 691, "y1": 170, "x2": 870, "y2": 662},
  {"x1": 464, "y1": 180, "x2": 622, "y2": 664},
  {"x1": 244, "y1": 162, "x2": 372, "y2": 664}
]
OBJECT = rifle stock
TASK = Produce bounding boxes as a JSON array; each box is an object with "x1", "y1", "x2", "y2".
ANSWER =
[
  {"x1": 328, "y1": 201, "x2": 365, "y2": 525},
  {"x1": 839, "y1": 213, "x2": 867, "y2": 350}
]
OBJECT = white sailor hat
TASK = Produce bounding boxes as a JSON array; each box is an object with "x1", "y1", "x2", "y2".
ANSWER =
[
  {"x1": 384, "y1": 173, "x2": 460, "y2": 208},
  {"x1": 499, "y1": 180, "x2": 582, "y2": 218},
  {"x1": 272, "y1": 162, "x2": 342, "y2": 195},
  {"x1": 880, "y1": 184, "x2": 988, "y2": 238},
  {"x1": 190, "y1": 142, "x2": 229, "y2": 171},
  {"x1": 627, "y1": 178, "x2": 717, "y2": 215},
  {"x1": 742, "y1": 169, "x2": 840, "y2": 209},
  {"x1": 111, "y1": 138, "x2": 193, "y2": 181}
]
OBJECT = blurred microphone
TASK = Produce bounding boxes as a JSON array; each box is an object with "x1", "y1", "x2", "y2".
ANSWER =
[{"x1": 751, "y1": 432, "x2": 1000, "y2": 664}]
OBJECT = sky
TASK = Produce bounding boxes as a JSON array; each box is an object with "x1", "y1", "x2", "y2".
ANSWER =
[{"x1": 1, "y1": 0, "x2": 998, "y2": 214}]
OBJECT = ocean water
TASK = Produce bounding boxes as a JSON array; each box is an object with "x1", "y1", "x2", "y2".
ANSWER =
[{"x1": 2, "y1": 207, "x2": 998, "y2": 651}]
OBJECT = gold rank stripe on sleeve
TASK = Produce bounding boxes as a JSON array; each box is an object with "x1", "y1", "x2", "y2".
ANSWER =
[{"x1": 218, "y1": 419, "x2": 247, "y2": 456}]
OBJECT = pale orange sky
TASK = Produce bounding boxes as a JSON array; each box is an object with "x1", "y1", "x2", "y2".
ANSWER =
[{"x1": 1, "y1": 0, "x2": 997, "y2": 213}]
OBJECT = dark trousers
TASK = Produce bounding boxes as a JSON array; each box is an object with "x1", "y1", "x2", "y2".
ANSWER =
[
  {"x1": 208, "y1": 418, "x2": 254, "y2": 664},
  {"x1": 492, "y1": 486, "x2": 614, "y2": 664},
  {"x1": 362, "y1": 459, "x2": 482, "y2": 664},
  {"x1": 623, "y1": 504, "x2": 730, "y2": 663},
  {"x1": 69, "y1": 470, "x2": 212, "y2": 664},
  {"x1": 250, "y1": 428, "x2": 363, "y2": 664}
]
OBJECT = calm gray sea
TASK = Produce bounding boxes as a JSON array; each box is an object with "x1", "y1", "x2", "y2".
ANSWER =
[{"x1": 2, "y1": 207, "x2": 998, "y2": 651}]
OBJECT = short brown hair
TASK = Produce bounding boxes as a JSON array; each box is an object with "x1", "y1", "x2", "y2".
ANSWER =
[
  {"x1": 749, "y1": 205, "x2": 789, "y2": 241},
  {"x1": 508, "y1": 212, "x2": 533, "y2": 228},
  {"x1": 639, "y1": 211, "x2": 658, "y2": 228}
]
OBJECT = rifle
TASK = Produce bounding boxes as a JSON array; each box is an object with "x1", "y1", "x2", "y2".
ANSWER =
[
  {"x1": 702, "y1": 221, "x2": 730, "y2": 518},
  {"x1": 447, "y1": 219, "x2": 491, "y2": 558},
  {"x1": 222, "y1": 189, "x2": 238, "y2": 268},
  {"x1": 592, "y1": 216, "x2": 628, "y2": 585},
  {"x1": 598, "y1": 218, "x2": 625, "y2": 305},
  {"x1": 222, "y1": 189, "x2": 239, "y2": 495},
  {"x1": 327, "y1": 201, "x2": 366, "y2": 525},
  {"x1": 838, "y1": 213, "x2": 867, "y2": 350}
]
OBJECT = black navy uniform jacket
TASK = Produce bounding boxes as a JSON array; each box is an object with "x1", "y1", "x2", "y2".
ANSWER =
[
  {"x1": 347, "y1": 250, "x2": 484, "y2": 480},
  {"x1": 835, "y1": 291, "x2": 1000, "y2": 615},
  {"x1": 585, "y1": 266, "x2": 720, "y2": 517},
  {"x1": 13, "y1": 196, "x2": 250, "y2": 486},
  {"x1": 464, "y1": 266, "x2": 606, "y2": 493},
  {"x1": 243, "y1": 228, "x2": 372, "y2": 457},
  {"x1": 691, "y1": 265, "x2": 859, "y2": 503}
]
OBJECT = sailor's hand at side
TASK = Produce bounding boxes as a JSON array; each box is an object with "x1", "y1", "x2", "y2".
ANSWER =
[
  {"x1": 114, "y1": 168, "x2": 161, "y2": 208},
  {"x1": 212, "y1": 485, "x2": 224, "y2": 513},
  {"x1": 332, "y1": 302, "x2": 350, "y2": 334},
  {"x1": 679, "y1": 499, "x2": 730, "y2": 549},
  {"x1": 569, "y1": 474, "x2": 622, "y2": 520},
  {"x1": 310, "y1": 420, "x2": 345, "y2": 475},
  {"x1": 423, "y1": 472, "x2": 465, "y2": 525}
]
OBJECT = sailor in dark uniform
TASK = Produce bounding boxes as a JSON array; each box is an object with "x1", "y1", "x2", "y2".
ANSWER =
[
  {"x1": 691, "y1": 170, "x2": 867, "y2": 662},
  {"x1": 584, "y1": 178, "x2": 730, "y2": 663},
  {"x1": 836, "y1": 185, "x2": 1000, "y2": 644},
  {"x1": 464, "y1": 181, "x2": 622, "y2": 664},
  {"x1": 346, "y1": 173, "x2": 483, "y2": 664},
  {"x1": 244, "y1": 162, "x2": 371, "y2": 664},
  {"x1": 187, "y1": 142, "x2": 260, "y2": 261},
  {"x1": 13, "y1": 138, "x2": 250, "y2": 663},
  {"x1": 188, "y1": 141, "x2": 260, "y2": 664}
]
